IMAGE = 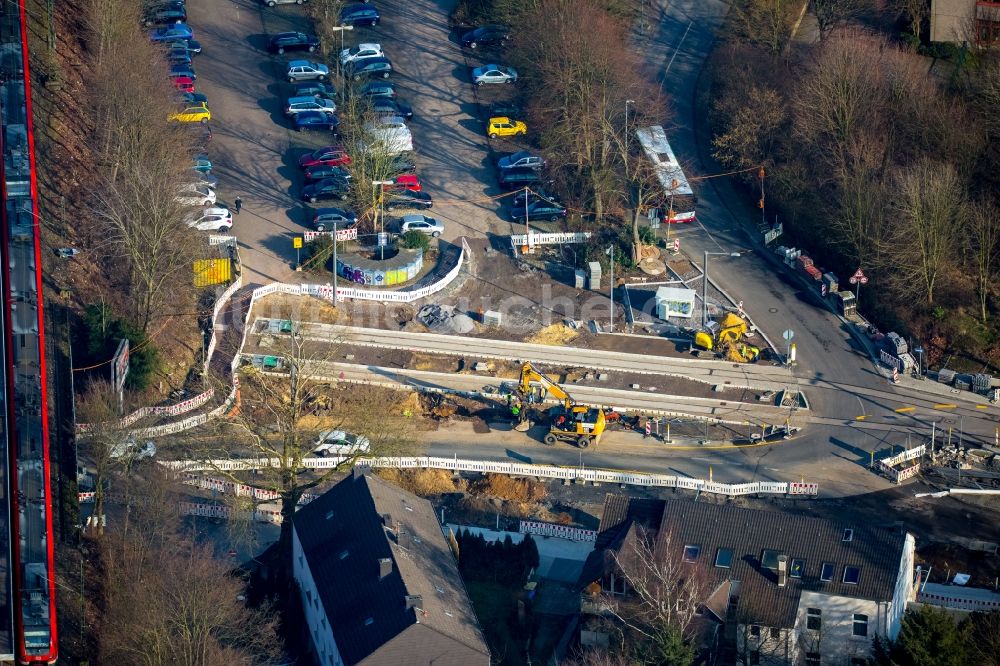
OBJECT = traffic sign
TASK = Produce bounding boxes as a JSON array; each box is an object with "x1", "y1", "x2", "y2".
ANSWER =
[
  {"x1": 820, "y1": 283, "x2": 827, "y2": 297},
  {"x1": 782, "y1": 329, "x2": 794, "y2": 341},
  {"x1": 293, "y1": 237, "x2": 303, "y2": 249},
  {"x1": 849, "y1": 268, "x2": 868, "y2": 285},
  {"x1": 672, "y1": 238, "x2": 680, "y2": 252}
]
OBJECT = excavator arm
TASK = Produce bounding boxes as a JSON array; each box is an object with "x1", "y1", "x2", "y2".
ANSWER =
[{"x1": 518, "y1": 362, "x2": 573, "y2": 409}]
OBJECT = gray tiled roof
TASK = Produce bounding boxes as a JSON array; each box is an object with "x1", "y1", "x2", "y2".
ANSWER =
[
  {"x1": 293, "y1": 471, "x2": 490, "y2": 665},
  {"x1": 584, "y1": 496, "x2": 909, "y2": 628}
]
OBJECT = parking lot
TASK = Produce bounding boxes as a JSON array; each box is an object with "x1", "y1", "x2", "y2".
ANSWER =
[{"x1": 188, "y1": 0, "x2": 524, "y2": 287}]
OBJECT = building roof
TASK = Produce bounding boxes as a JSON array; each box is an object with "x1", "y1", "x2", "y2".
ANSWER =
[
  {"x1": 582, "y1": 495, "x2": 910, "y2": 628},
  {"x1": 292, "y1": 471, "x2": 490, "y2": 665}
]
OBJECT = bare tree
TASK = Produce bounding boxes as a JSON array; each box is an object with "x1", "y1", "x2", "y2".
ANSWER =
[
  {"x1": 967, "y1": 199, "x2": 1000, "y2": 322},
  {"x1": 731, "y1": 0, "x2": 798, "y2": 54},
  {"x1": 812, "y1": 0, "x2": 869, "y2": 40},
  {"x1": 892, "y1": 159, "x2": 966, "y2": 304},
  {"x1": 711, "y1": 84, "x2": 787, "y2": 171},
  {"x1": 891, "y1": 0, "x2": 930, "y2": 39},
  {"x1": 828, "y1": 132, "x2": 892, "y2": 269}
]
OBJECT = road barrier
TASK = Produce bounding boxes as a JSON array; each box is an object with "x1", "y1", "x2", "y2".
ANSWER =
[
  {"x1": 877, "y1": 444, "x2": 926, "y2": 484},
  {"x1": 179, "y1": 472, "x2": 318, "y2": 504},
  {"x1": 520, "y1": 519, "x2": 597, "y2": 542},
  {"x1": 180, "y1": 501, "x2": 284, "y2": 525},
  {"x1": 76, "y1": 388, "x2": 215, "y2": 434},
  {"x1": 510, "y1": 231, "x2": 591, "y2": 253},
  {"x1": 162, "y1": 455, "x2": 819, "y2": 497}
]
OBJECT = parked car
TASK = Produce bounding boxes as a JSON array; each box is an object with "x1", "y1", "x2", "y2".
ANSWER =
[
  {"x1": 363, "y1": 118, "x2": 413, "y2": 154},
  {"x1": 390, "y1": 174, "x2": 420, "y2": 192},
  {"x1": 384, "y1": 189, "x2": 433, "y2": 211},
  {"x1": 301, "y1": 177, "x2": 351, "y2": 203},
  {"x1": 176, "y1": 183, "x2": 216, "y2": 206},
  {"x1": 400, "y1": 214, "x2": 444, "y2": 237},
  {"x1": 294, "y1": 111, "x2": 340, "y2": 133},
  {"x1": 498, "y1": 167, "x2": 542, "y2": 189},
  {"x1": 285, "y1": 95, "x2": 337, "y2": 116},
  {"x1": 264, "y1": 0, "x2": 306, "y2": 6},
  {"x1": 357, "y1": 80, "x2": 396, "y2": 98},
  {"x1": 386, "y1": 154, "x2": 416, "y2": 174},
  {"x1": 346, "y1": 56, "x2": 392, "y2": 81},
  {"x1": 510, "y1": 199, "x2": 567, "y2": 222},
  {"x1": 369, "y1": 97, "x2": 412, "y2": 119},
  {"x1": 512, "y1": 187, "x2": 559, "y2": 208},
  {"x1": 339, "y1": 3, "x2": 380, "y2": 26},
  {"x1": 471, "y1": 64, "x2": 517, "y2": 85},
  {"x1": 304, "y1": 164, "x2": 351, "y2": 182},
  {"x1": 339, "y1": 42, "x2": 383, "y2": 66},
  {"x1": 186, "y1": 206, "x2": 233, "y2": 231},
  {"x1": 487, "y1": 116, "x2": 526, "y2": 138},
  {"x1": 460, "y1": 25, "x2": 510, "y2": 48},
  {"x1": 312, "y1": 430, "x2": 370, "y2": 456},
  {"x1": 169, "y1": 102, "x2": 211, "y2": 124},
  {"x1": 144, "y1": 4, "x2": 186, "y2": 26},
  {"x1": 166, "y1": 38, "x2": 201, "y2": 54},
  {"x1": 180, "y1": 91, "x2": 208, "y2": 105},
  {"x1": 286, "y1": 60, "x2": 329, "y2": 82},
  {"x1": 171, "y1": 75, "x2": 195, "y2": 93},
  {"x1": 299, "y1": 145, "x2": 351, "y2": 168},
  {"x1": 149, "y1": 23, "x2": 193, "y2": 42},
  {"x1": 311, "y1": 207, "x2": 358, "y2": 231},
  {"x1": 498, "y1": 150, "x2": 544, "y2": 170},
  {"x1": 489, "y1": 100, "x2": 521, "y2": 118},
  {"x1": 294, "y1": 81, "x2": 336, "y2": 98},
  {"x1": 170, "y1": 63, "x2": 196, "y2": 80},
  {"x1": 268, "y1": 31, "x2": 320, "y2": 54},
  {"x1": 110, "y1": 436, "x2": 157, "y2": 461},
  {"x1": 193, "y1": 172, "x2": 218, "y2": 188},
  {"x1": 191, "y1": 153, "x2": 212, "y2": 173},
  {"x1": 166, "y1": 49, "x2": 192, "y2": 65}
]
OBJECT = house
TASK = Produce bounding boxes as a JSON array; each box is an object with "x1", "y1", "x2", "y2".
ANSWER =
[
  {"x1": 579, "y1": 496, "x2": 916, "y2": 666},
  {"x1": 292, "y1": 468, "x2": 491, "y2": 666},
  {"x1": 931, "y1": 0, "x2": 1000, "y2": 44}
]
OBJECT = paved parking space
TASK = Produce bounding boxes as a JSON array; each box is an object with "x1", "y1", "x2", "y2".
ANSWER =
[{"x1": 189, "y1": 0, "x2": 523, "y2": 287}]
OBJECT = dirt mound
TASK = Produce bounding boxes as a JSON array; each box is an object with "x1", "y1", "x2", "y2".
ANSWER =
[
  {"x1": 526, "y1": 323, "x2": 578, "y2": 346},
  {"x1": 375, "y1": 468, "x2": 465, "y2": 495},
  {"x1": 469, "y1": 473, "x2": 548, "y2": 503}
]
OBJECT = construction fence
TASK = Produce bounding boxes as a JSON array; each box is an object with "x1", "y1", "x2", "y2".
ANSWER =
[{"x1": 877, "y1": 445, "x2": 926, "y2": 484}]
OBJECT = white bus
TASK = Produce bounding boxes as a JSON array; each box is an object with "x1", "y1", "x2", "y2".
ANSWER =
[{"x1": 635, "y1": 125, "x2": 696, "y2": 223}]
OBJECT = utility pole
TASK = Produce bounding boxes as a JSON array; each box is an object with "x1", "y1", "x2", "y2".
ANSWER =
[
  {"x1": 702, "y1": 251, "x2": 742, "y2": 327},
  {"x1": 331, "y1": 222, "x2": 339, "y2": 307},
  {"x1": 608, "y1": 245, "x2": 615, "y2": 330}
]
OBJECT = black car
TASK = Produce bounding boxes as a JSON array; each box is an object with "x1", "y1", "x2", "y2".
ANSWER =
[
  {"x1": 512, "y1": 187, "x2": 560, "y2": 208},
  {"x1": 357, "y1": 81, "x2": 396, "y2": 98},
  {"x1": 295, "y1": 111, "x2": 340, "y2": 133},
  {"x1": 181, "y1": 91, "x2": 208, "y2": 105},
  {"x1": 386, "y1": 154, "x2": 416, "y2": 174},
  {"x1": 167, "y1": 38, "x2": 201, "y2": 54},
  {"x1": 167, "y1": 49, "x2": 192, "y2": 65},
  {"x1": 370, "y1": 97, "x2": 413, "y2": 119},
  {"x1": 461, "y1": 25, "x2": 510, "y2": 48},
  {"x1": 498, "y1": 167, "x2": 542, "y2": 190},
  {"x1": 384, "y1": 189, "x2": 433, "y2": 211},
  {"x1": 304, "y1": 164, "x2": 352, "y2": 182},
  {"x1": 488, "y1": 100, "x2": 521, "y2": 119},
  {"x1": 301, "y1": 177, "x2": 351, "y2": 203},
  {"x1": 269, "y1": 32, "x2": 320, "y2": 54},
  {"x1": 346, "y1": 56, "x2": 392, "y2": 80},
  {"x1": 144, "y1": 4, "x2": 187, "y2": 26},
  {"x1": 511, "y1": 199, "x2": 567, "y2": 222},
  {"x1": 340, "y1": 3, "x2": 380, "y2": 26},
  {"x1": 311, "y1": 207, "x2": 358, "y2": 231},
  {"x1": 294, "y1": 81, "x2": 336, "y2": 98}
]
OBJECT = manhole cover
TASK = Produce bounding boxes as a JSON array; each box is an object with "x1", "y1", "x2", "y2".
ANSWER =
[{"x1": 769, "y1": 308, "x2": 779, "y2": 313}]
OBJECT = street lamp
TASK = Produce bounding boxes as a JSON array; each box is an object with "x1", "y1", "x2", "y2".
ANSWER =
[
  {"x1": 330, "y1": 222, "x2": 339, "y2": 308},
  {"x1": 702, "y1": 250, "x2": 741, "y2": 327},
  {"x1": 372, "y1": 180, "x2": 393, "y2": 260},
  {"x1": 624, "y1": 99, "x2": 635, "y2": 179},
  {"x1": 329, "y1": 26, "x2": 354, "y2": 77}
]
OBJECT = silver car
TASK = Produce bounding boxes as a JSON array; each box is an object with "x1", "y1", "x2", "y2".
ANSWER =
[
  {"x1": 264, "y1": 0, "x2": 306, "y2": 6},
  {"x1": 285, "y1": 95, "x2": 337, "y2": 116},
  {"x1": 400, "y1": 214, "x2": 444, "y2": 237},
  {"x1": 287, "y1": 60, "x2": 329, "y2": 82},
  {"x1": 471, "y1": 64, "x2": 517, "y2": 86}
]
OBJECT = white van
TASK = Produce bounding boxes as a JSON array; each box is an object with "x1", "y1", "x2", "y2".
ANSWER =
[{"x1": 312, "y1": 430, "x2": 370, "y2": 457}]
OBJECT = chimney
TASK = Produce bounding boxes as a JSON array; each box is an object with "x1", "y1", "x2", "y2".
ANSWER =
[
  {"x1": 378, "y1": 557, "x2": 393, "y2": 580},
  {"x1": 405, "y1": 594, "x2": 423, "y2": 611},
  {"x1": 777, "y1": 555, "x2": 788, "y2": 588}
]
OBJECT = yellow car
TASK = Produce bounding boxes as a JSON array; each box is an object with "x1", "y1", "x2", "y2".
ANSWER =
[
  {"x1": 487, "y1": 116, "x2": 527, "y2": 139},
  {"x1": 169, "y1": 103, "x2": 211, "y2": 124}
]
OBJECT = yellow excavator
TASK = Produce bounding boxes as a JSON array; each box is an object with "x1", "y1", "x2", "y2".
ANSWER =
[
  {"x1": 510, "y1": 362, "x2": 606, "y2": 448},
  {"x1": 693, "y1": 312, "x2": 760, "y2": 363}
]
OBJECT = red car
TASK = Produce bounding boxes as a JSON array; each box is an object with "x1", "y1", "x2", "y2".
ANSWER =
[
  {"x1": 171, "y1": 75, "x2": 195, "y2": 93},
  {"x1": 299, "y1": 145, "x2": 352, "y2": 168},
  {"x1": 390, "y1": 174, "x2": 420, "y2": 192}
]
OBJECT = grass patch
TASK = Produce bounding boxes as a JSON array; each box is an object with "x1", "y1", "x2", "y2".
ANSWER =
[{"x1": 466, "y1": 580, "x2": 527, "y2": 665}]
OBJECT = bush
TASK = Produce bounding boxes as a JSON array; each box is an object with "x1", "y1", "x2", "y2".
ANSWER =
[
  {"x1": 81, "y1": 303, "x2": 161, "y2": 390},
  {"x1": 398, "y1": 230, "x2": 431, "y2": 251}
]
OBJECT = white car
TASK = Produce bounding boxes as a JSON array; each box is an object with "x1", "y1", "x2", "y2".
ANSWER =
[
  {"x1": 186, "y1": 206, "x2": 233, "y2": 232},
  {"x1": 285, "y1": 95, "x2": 338, "y2": 116},
  {"x1": 362, "y1": 116, "x2": 413, "y2": 154},
  {"x1": 400, "y1": 214, "x2": 444, "y2": 237},
  {"x1": 176, "y1": 184, "x2": 216, "y2": 206},
  {"x1": 110, "y1": 436, "x2": 157, "y2": 461},
  {"x1": 312, "y1": 430, "x2": 371, "y2": 457},
  {"x1": 339, "y1": 42, "x2": 383, "y2": 66}
]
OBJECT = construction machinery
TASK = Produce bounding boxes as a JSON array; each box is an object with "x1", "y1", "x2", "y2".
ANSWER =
[
  {"x1": 693, "y1": 312, "x2": 760, "y2": 363},
  {"x1": 510, "y1": 362, "x2": 606, "y2": 448}
]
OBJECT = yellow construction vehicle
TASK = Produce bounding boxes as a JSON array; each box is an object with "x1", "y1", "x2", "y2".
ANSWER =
[
  {"x1": 693, "y1": 312, "x2": 760, "y2": 362},
  {"x1": 510, "y1": 362, "x2": 606, "y2": 448}
]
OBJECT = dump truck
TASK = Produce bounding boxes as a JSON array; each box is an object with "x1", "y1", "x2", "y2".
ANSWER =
[
  {"x1": 510, "y1": 362, "x2": 606, "y2": 448},
  {"x1": 693, "y1": 312, "x2": 760, "y2": 363}
]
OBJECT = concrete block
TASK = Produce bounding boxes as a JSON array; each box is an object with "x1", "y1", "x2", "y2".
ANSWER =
[
  {"x1": 483, "y1": 310, "x2": 502, "y2": 326},
  {"x1": 473, "y1": 362, "x2": 489, "y2": 372},
  {"x1": 598, "y1": 373, "x2": 609, "y2": 382}
]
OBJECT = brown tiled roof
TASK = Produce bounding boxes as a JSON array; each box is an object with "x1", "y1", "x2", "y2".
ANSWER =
[
  {"x1": 657, "y1": 500, "x2": 908, "y2": 628},
  {"x1": 293, "y1": 472, "x2": 490, "y2": 665}
]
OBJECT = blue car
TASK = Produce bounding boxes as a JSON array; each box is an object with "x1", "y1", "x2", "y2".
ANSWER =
[
  {"x1": 150, "y1": 23, "x2": 193, "y2": 42},
  {"x1": 192, "y1": 153, "x2": 212, "y2": 174},
  {"x1": 295, "y1": 111, "x2": 340, "y2": 133},
  {"x1": 339, "y1": 3, "x2": 380, "y2": 27},
  {"x1": 170, "y1": 63, "x2": 196, "y2": 80}
]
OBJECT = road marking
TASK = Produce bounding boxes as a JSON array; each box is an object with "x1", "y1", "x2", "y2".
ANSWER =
[
  {"x1": 894, "y1": 406, "x2": 915, "y2": 413},
  {"x1": 934, "y1": 403, "x2": 957, "y2": 410},
  {"x1": 855, "y1": 415, "x2": 867, "y2": 420},
  {"x1": 976, "y1": 404, "x2": 990, "y2": 410}
]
